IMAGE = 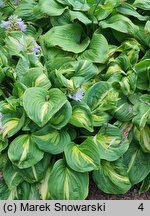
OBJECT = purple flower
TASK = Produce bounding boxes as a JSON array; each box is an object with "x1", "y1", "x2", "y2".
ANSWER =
[
  {"x1": 17, "y1": 20, "x2": 27, "y2": 32},
  {"x1": 31, "y1": 44, "x2": 40, "y2": 53},
  {"x1": 1, "y1": 20, "x2": 11, "y2": 29},
  {"x1": 68, "y1": 88, "x2": 84, "y2": 101},
  {"x1": 1, "y1": 15, "x2": 26, "y2": 32}
]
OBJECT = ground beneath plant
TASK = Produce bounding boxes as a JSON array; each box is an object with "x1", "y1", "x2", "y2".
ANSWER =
[{"x1": 87, "y1": 179, "x2": 150, "y2": 200}]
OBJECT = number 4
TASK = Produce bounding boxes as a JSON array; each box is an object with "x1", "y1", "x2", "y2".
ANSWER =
[{"x1": 138, "y1": 203, "x2": 144, "y2": 211}]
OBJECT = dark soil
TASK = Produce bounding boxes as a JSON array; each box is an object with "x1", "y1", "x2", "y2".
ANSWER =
[{"x1": 87, "y1": 179, "x2": 150, "y2": 200}]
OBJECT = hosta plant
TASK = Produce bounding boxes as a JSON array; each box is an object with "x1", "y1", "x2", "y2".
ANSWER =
[{"x1": 0, "y1": 0, "x2": 150, "y2": 200}]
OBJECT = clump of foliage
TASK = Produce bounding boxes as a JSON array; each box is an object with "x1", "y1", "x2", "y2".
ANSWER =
[{"x1": 0, "y1": 0, "x2": 150, "y2": 200}]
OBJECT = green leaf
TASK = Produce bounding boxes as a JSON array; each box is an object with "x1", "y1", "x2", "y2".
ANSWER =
[
  {"x1": 134, "y1": 60, "x2": 150, "y2": 91},
  {"x1": 100, "y1": 14, "x2": 139, "y2": 34},
  {"x1": 92, "y1": 111, "x2": 110, "y2": 127},
  {"x1": 93, "y1": 158, "x2": 131, "y2": 194},
  {"x1": 132, "y1": 95, "x2": 150, "y2": 129},
  {"x1": 49, "y1": 101, "x2": 72, "y2": 130},
  {"x1": 39, "y1": 0, "x2": 68, "y2": 16},
  {"x1": 134, "y1": 125, "x2": 150, "y2": 153},
  {"x1": 92, "y1": 0, "x2": 117, "y2": 21},
  {"x1": 16, "y1": 181, "x2": 31, "y2": 200},
  {"x1": 95, "y1": 124, "x2": 129, "y2": 161},
  {"x1": 43, "y1": 24, "x2": 90, "y2": 53},
  {"x1": 39, "y1": 167, "x2": 52, "y2": 200},
  {"x1": 48, "y1": 159, "x2": 89, "y2": 199},
  {"x1": 70, "y1": 60, "x2": 98, "y2": 81},
  {"x1": 23, "y1": 87, "x2": 67, "y2": 127},
  {"x1": 0, "y1": 180, "x2": 10, "y2": 200},
  {"x1": 69, "y1": 102, "x2": 93, "y2": 132},
  {"x1": 139, "y1": 174, "x2": 150, "y2": 193},
  {"x1": 84, "y1": 81, "x2": 118, "y2": 111},
  {"x1": 0, "y1": 152, "x2": 9, "y2": 171},
  {"x1": 3, "y1": 161, "x2": 23, "y2": 190},
  {"x1": 145, "y1": 20, "x2": 150, "y2": 34},
  {"x1": 5, "y1": 33, "x2": 24, "y2": 57},
  {"x1": 123, "y1": 142, "x2": 150, "y2": 185},
  {"x1": 17, "y1": 182, "x2": 40, "y2": 200},
  {"x1": 116, "y1": 3, "x2": 148, "y2": 21},
  {"x1": 1, "y1": 107, "x2": 25, "y2": 138},
  {"x1": 33, "y1": 125, "x2": 70, "y2": 154},
  {"x1": 14, "y1": 0, "x2": 43, "y2": 21},
  {"x1": 8, "y1": 134, "x2": 44, "y2": 169},
  {"x1": 54, "y1": 60, "x2": 98, "y2": 89},
  {"x1": 17, "y1": 154, "x2": 51, "y2": 183},
  {"x1": 64, "y1": 138, "x2": 100, "y2": 172},
  {"x1": 69, "y1": 11, "x2": 92, "y2": 25},
  {"x1": 56, "y1": 0, "x2": 90, "y2": 11},
  {"x1": 112, "y1": 98, "x2": 133, "y2": 122},
  {"x1": 133, "y1": 0, "x2": 150, "y2": 10},
  {"x1": 79, "y1": 31, "x2": 109, "y2": 63},
  {"x1": 119, "y1": 70, "x2": 137, "y2": 95},
  {"x1": 20, "y1": 67, "x2": 51, "y2": 90},
  {"x1": 0, "y1": 135, "x2": 8, "y2": 153},
  {"x1": 15, "y1": 56, "x2": 30, "y2": 80}
]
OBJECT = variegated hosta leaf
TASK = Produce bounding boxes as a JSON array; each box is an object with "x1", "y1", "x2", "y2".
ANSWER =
[
  {"x1": 64, "y1": 138, "x2": 100, "y2": 172},
  {"x1": 23, "y1": 87, "x2": 67, "y2": 127},
  {"x1": 139, "y1": 174, "x2": 150, "y2": 193},
  {"x1": 79, "y1": 31, "x2": 109, "y2": 63},
  {"x1": 112, "y1": 98, "x2": 133, "y2": 122},
  {"x1": 0, "y1": 180, "x2": 11, "y2": 200},
  {"x1": 93, "y1": 158, "x2": 132, "y2": 194},
  {"x1": 17, "y1": 182, "x2": 40, "y2": 200},
  {"x1": 0, "y1": 152, "x2": 9, "y2": 171},
  {"x1": 69, "y1": 102, "x2": 93, "y2": 132},
  {"x1": 72, "y1": 60, "x2": 98, "y2": 80},
  {"x1": 0, "y1": 135, "x2": 8, "y2": 153},
  {"x1": 135, "y1": 59, "x2": 150, "y2": 91},
  {"x1": 32, "y1": 125, "x2": 70, "y2": 154},
  {"x1": 145, "y1": 20, "x2": 150, "y2": 33},
  {"x1": 55, "y1": 60, "x2": 98, "y2": 86},
  {"x1": 16, "y1": 181, "x2": 31, "y2": 200},
  {"x1": 95, "y1": 124, "x2": 129, "y2": 161},
  {"x1": 20, "y1": 67, "x2": 51, "y2": 90},
  {"x1": 133, "y1": 0, "x2": 150, "y2": 10},
  {"x1": 134, "y1": 125, "x2": 150, "y2": 153},
  {"x1": 117, "y1": 39, "x2": 140, "y2": 65},
  {"x1": 69, "y1": 11, "x2": 92, "y2": 25},
  {"x1": 132, "y1": 94, "x2": 150, "y2": 129},
  {"x1": 55, "y1": 69, "x2": 84, "y2": 89},
  {"x1": 116, "y1": 3, "x2": 148, "y2": 21},
  {"x1": 39, "y1": 0, "x2": 67, "y2": 16},
  {"x1": 123, "y1": 142, "x2": 150, "y2": 185},
  {"x1": 1, "y1": 108, "x2": 25, "y2": 138},
  {"x1": 17, "y1": 154, "x2": 51, "y2": 184},
  {"x1": 43, "y1": 24, "x2": 90, "y2": 53},
  {"x1": 119, "y1": 70, "x2": 137, "y2": 95},
  {"x1": 114, "y1": 121, "x2": 133, "y2": 144},
  {"x1": 56, "y1": 0, "x2": 90, "y2": 11},
  {"x1": 39, "y1": 167, "x2": 52, "y2": 200},
  {"x1": 84, "y1": 81, "x2": 119, "y2": 112},
  {"x1": 3, "y1": 161, "x2": 23, "y2": 190},
  {"x1": 92, "y1": 111, "x2": 110, "y2": 127},
  {"x1": 100, "y1": 14, "x2": 139, "y2": 34},
  {"x1": 8, "y1": 134, "x2": 44, "y2": 169},
  {"x1": 48, "y1": 159, "x2": 89, "y2": 200},
  {"x1": 49, "y1": 101, "x2": 72, "y2": 130}
]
